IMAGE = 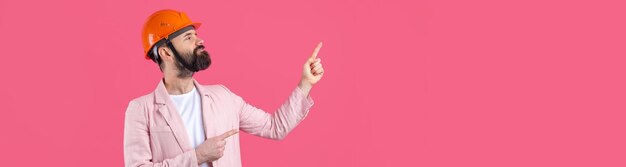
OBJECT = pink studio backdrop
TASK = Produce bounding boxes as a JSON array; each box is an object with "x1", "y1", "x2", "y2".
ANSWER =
[{"x1": 0, "y1": 0, "x2": 624, "y2": 166}]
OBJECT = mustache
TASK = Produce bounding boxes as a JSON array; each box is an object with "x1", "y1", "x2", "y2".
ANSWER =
[{"x1": 195, "y1": 45, "x2": 206, "y2": 54}]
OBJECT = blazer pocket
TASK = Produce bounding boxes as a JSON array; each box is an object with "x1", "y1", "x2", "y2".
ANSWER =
[{"x1": 149, "y1": 126, "x2": 179, "y2": 161}]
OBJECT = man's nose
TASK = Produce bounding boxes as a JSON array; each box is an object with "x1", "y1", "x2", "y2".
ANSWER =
[{"x1": 197, "y1": 38, "x2": 204, "y2": 46}]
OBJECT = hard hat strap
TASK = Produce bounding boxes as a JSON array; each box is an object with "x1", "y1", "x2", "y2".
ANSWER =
[{"x1": 166, "y1": 39, "x2": 199, "y2": 72}]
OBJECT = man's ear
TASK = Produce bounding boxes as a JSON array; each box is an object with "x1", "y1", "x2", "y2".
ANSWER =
[{"x1": 158, "y1": 46, "x2": 173, "y2": 62}]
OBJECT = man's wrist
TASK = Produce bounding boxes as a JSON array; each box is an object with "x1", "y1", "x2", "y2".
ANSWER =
[
  {"x1": 298, "y1": 80, "x2": 313, "y2": 96},
  {"x1": 195, "y1": 149, "x2": 205, "y2": 164}
]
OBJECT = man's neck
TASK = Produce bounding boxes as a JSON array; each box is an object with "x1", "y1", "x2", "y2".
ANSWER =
[{"x1": 163, "y1": 76, "x2": 195, "y2": 95}]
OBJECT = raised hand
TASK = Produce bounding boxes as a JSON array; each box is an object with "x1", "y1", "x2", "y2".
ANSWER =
[{"x1": 299, "y1": 42, "x2": 325, "y2": 95}]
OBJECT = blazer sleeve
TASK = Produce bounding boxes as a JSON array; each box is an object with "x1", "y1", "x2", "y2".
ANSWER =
[
  {"x1": 123, "y1": 100, "x2": 199, "y2": 167},
  {"x1": 221, "y1": 85, "x2": 314, "y2": 140}
]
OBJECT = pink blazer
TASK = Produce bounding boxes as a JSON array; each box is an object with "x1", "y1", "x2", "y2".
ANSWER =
[{"x1": 124, "y1": 79, "x2": 314, "y2": 167}]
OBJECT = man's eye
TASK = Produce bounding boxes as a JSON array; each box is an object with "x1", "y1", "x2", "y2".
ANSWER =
[{"x1": 186, "y1": 37, "x2": 191, "y2": 40}]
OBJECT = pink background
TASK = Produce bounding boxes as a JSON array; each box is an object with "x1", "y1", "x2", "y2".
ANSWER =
[{"x1": 1, "y1": 0, "x2": 625, "y2": 166}]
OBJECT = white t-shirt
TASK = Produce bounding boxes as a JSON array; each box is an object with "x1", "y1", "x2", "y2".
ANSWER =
[{"x1": 170, "y1": 87, "x2": 209, "y2": 167}]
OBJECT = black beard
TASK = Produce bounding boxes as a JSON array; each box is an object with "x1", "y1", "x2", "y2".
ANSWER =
[{"x1": 175, "y1": 45, "x2": 211, "y2": 78}]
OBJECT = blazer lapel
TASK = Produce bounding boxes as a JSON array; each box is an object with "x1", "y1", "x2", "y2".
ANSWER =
[
  {"x1": 194, "y1": 80, "x2": 216, "y2": 139},
  {"x1": 154, "y1": 79, "x2": 193, "y2": 152},
  {"x1": 193, "y1": 80, "x2": 220, "y2": 167}
]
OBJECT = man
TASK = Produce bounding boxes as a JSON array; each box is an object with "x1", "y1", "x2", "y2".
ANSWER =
[{"x1": 124, "y1": 9, "x2": 324, "y2": 167}]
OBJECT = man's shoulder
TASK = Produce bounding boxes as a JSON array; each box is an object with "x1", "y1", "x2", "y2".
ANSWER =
[
  {"x1": 129, "y1": 92, "x2": 155, "y2": 104},
  {"x1": 125, "y1": 91, "x2": 157, "y2": 113},
  {"x1": 198, "y1": 83, "x2": 224, "y2": 89},
  {"x1": 197, "y1": 83, "x2": 232, "y2": 94},
  {"x1": 197, "y1": 83, "x2": 244, "y2": 102}
]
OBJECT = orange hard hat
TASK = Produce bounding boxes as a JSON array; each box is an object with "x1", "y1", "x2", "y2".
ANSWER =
[{"x1": 142, "y1": 9, "x2": 202, "y2": 60}]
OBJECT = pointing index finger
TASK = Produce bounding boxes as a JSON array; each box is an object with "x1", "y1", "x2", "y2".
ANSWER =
[
  {"x1": 219, "y1": 129, "x2": 239, "y2": 140},
  {"x1": 311, "y1": 42, "x2": 323, "y2": 59}
]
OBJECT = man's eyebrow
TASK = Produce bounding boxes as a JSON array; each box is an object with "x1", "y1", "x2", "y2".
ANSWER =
[{"x1": 183, "y1": 32, "x2": 194, "y2": 37}]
